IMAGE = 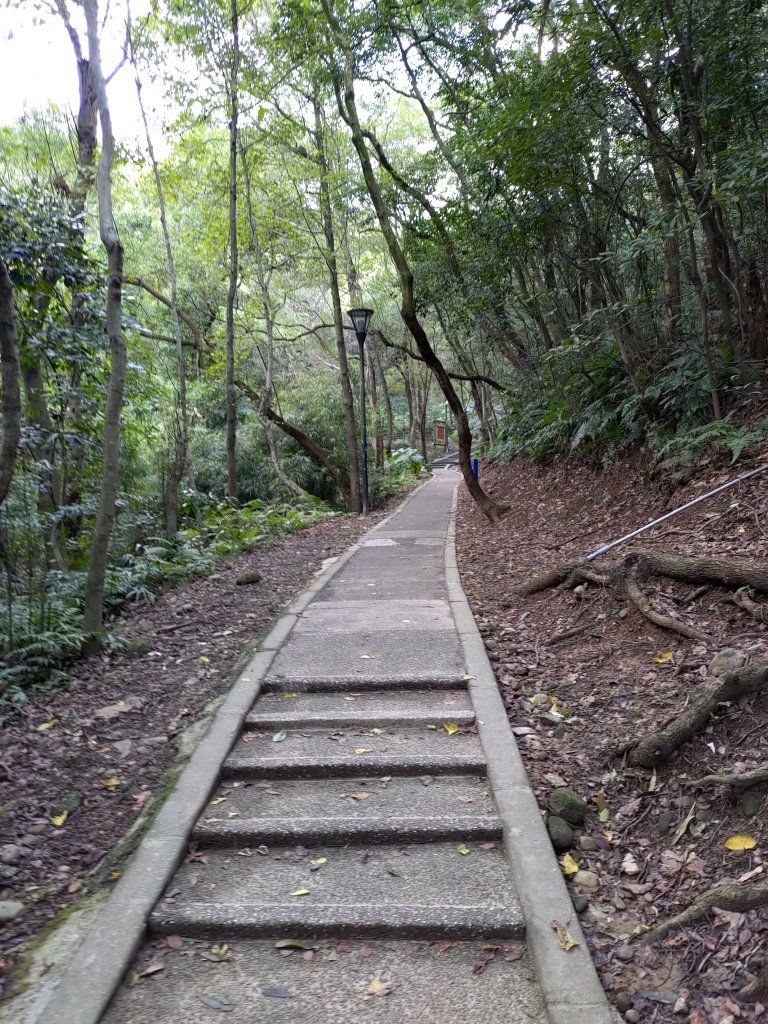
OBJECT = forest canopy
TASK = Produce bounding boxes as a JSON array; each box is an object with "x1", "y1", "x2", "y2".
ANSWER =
[{"x1": 2, "y1": 0, "x2": 768, "y2": 705}]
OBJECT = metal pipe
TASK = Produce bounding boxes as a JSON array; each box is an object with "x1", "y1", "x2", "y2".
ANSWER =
[
  {"x1": 358, "y1": 337, "x2": 369, "y2": 516},
  {"x1": 585, "y1": 463, "x2": 768, "y2": 561}
]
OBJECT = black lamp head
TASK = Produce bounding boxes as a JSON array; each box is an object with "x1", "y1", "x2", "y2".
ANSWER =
[{"x1": 347, "y1": 307, "x2": 374, "y2": 342}]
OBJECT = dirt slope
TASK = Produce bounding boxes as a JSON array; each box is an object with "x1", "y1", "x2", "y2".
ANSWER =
[{"x1": 457, "y1": 453, "x2": 768, "y2": 1024}]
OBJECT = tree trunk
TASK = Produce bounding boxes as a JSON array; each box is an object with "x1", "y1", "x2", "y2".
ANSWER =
[
  {"x1": 0, "y1": 260, "x2": 21, "y2": 506},
  {"x1": 312, "y1": 93, "x2": 361, "y2": 512},
  {"x1": 225, "y1": 0, "x2": 239, "y2": 499},
  {"x1": 237, "y1": 380, "x2": 353, "y2": 506},
  {"x1": 321, "y1": 1, "x2": 503, "y2": 520},
  {"x1": 131, "y1": 42, "x2": 189, "y2": 536},
  {"x1": 82, "y1": 0, "x2": 127, "y2": 634}
]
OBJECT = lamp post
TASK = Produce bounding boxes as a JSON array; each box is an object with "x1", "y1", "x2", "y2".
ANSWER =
[{"x1": 347, "y1": 307, "x2": 374, "y2": 516}]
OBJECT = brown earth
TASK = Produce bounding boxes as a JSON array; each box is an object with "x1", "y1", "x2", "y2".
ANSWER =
[
  {"x1": 0, "y1": 491, "x2": 411, "y2": 996},
  {"x1": 457, "y1": 451, "x2": 768, "y2": 1024}
]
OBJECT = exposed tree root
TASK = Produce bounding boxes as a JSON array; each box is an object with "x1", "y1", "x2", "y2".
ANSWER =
[
  {"x1": 692, "y1": 761, "x2": 768, "y2": 790},
  {"x1": 641, "y1": 878, "x2": 768, "y2": 945},
  {"x1": 630, "y1": 551, "x2": 768, "y2": 592},
  {"x1": 628, "y1": 657, "x2": 768, "y2": 767},
  {"x1": 516, "y1": 559, "x2": 583, "y2": 595},
  {"x1": 740, "y1": 960, "x2": 768, "y2": 1002},
  {"x1": 558, "y1": 565, "x2": 608, "y2": 590},
  {"x1": 622, "y1": 566, "x2": 711, "y2": 641},
  {"x1": 731, "y1": 589, "x2": 768, "y2": 622}
]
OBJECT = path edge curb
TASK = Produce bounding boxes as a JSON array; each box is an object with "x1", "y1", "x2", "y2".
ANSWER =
[
  {"x1": 29, "y1": 478, "x2": 433, "y2": 1024},
  {"x1": 445, "y1": 483, "x2": 621, "y2": 1024}
]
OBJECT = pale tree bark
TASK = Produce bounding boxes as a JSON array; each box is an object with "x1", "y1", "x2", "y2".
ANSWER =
[
  {"x1": 82, "y1": 0, "x2": 128, "y2": 634},
  {"x1": 320, "y1": 0, "x2": 503, "y2": 520},
  {"x1": 312, "y1": 93, "x2": 361, "y2": 512},
  {"x1": 130, "y1": 34, "x2": 189, "y2": 536},
  {"x1": 241, "y1": 144, "x2": 310, "y2": 501},
  {"x1": 225, "y1": 0, "x2": 239, "y2": 499},
  {"x1": 0, "y1": 260, "x2": 21, "y2": 506}
]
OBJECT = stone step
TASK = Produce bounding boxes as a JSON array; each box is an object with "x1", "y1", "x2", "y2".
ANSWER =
[
  {"x1": 103, "y1": 938, "x2": 544, "y2": 1024},
  {"x1": 262, "y1": 674, "x2": 468, "y2": 692},
  {"x1": 223, "y1": 725, "x2": 485, "y2": 780},
  {"x1": 193, "y1": 814, "x2": 503, "y2": 846},
  {"x1": 246, "y1": 688, "x2": 474, "y2": 729},
  {"x1": 151, "y1": 843, "x2": 523, "y2": 941},
  {"x1": 198, "y1": 775, "x2": 496, "y2": 823}
]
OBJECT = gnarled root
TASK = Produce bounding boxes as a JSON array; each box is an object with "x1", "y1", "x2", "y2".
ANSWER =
[
  {"x1": 517, "y1": 559, "x2": 583, "y2": 595},
  {"x1": 731, "y1": 589, "x2": 768, "y2": 622},
  {"x1": 621, "y1": 564, "x2": 711, "y2": 642},
  {"x1": 628, "y1": 657, "x2": 768, "y2": 767},
  {"x1": 630, "y1": 551, "x2": 768, "y2": 592},
  {"x1": 741, "y1": 961, "x2": 768, "y2": 1002},
  {"x1": 642, "y1": 878, "x2": 768, "y2": 946},
  {"x1": 692, "y1": 761, "x2": 768, "y2": 790}
]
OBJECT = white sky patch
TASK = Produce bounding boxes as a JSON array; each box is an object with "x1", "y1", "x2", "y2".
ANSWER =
[{"x1": 1, "y1": 2, "x2": 167, "y2": 146}]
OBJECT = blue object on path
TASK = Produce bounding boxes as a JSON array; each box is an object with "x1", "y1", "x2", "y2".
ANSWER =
[{"x1": 471, "y1": 458, "x2": 479, "y2": 481}]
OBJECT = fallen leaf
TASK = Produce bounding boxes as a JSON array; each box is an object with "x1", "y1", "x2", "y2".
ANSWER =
[
  {"x1": 283, "y1": 693, "x2": 297, "y2": 699},
  {"x1": 480, "y1": 841, "x2": 496, "y2": 851},
  {"x1": 110, "y1": 869, "x2": 122, "y2": 880},
  {"x1": 560, "y1": 853, "x2": 579, "y2": 876},
  {"x1": 103, "y1": 777, "x2": 121, "y2": 789},
  {"x1": 725, "y1": 834, "x2": 758, "y2": 851},
  {"x1": 598, "y1": 808, "x2": 610, "y2": 823},
  {"x1": 198, "y1": 995, "x2": 234, "y2": 1012},
  {"x1": 93, "y1": 700, "x2": 133, "y2": 721},
  {"x1": 360, "y1": 655, "x2": 374, "y2": 660},
  {"x1": 210, "y1": 797, "x2": 227, "y2": 805},
  {"x1": 364, "y1": 975, "x2": 393, "y2": 998},
  {"x1": 289, "y1": 888, "x2": 310, "y2": 896},
  {"x1": 165, "y1": 935, "x2": 184, "y2": 949},
  {"x1": 139, "y1": 961, "x2": 165, "y2": 978},
  {"x1": 457, "y1": 795, "x2": 475, "y2": 804},
  {"x1": 355, "y1": 748, "x2": 373, "y2": 754},
  {"x1": 262, "y1": 986, "x2": 292, "y2": 998},
  {"x1": 310, "y1": 857, "x2": 328, "y2": 866},
  {"x1": 67, "y1": 879, "x2": 83, "y2": 894},
  {"x1": 275, "y1": 939, "x2": 314, "y2": 950},
  {"x1": 349, "y1": 792, "x2": 370, "y2": 801},
  {"x1": 442, "y1": 721, "x2": 460, "y2": 735},
  {"x1": 272, "y1": 730, "x2": 287, "y2": 743},
  {"x1": 456, "y1": 843, "x2": 471, "y2": 855},
  {"x1": 426, "y1": 724, "x2": 438, "y2": 731},
  {"x1": 672, "y1": 805, "x2": 696, "y2": 845},
  {"x1": 36, "y1": 719, "x2": 59, "y2": 731},
  {"x1": 594, "y1": 792, "x2": 607, "y2": 812},
  {"x1": 50, "y1": 811, "x2": 68, "y2": 827},
  {"x1": 653, "y1": 651, "x2": 674, "y2": 664},
  {"x1": 370, "y1": 728, "x2": 384, "y2": 735},
  {"x1": 198, "y1": 656, "x2": 210, "y2": 666},
  {"x1": 551, "y1": 920, "x2": 579, "y2": 951}
]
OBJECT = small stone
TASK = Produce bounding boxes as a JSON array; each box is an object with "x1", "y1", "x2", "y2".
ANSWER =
[
  {"x1": 658, "y1": 810, "x2": 676, "y2": 835},
  {"x1": 112, "y1": 739, "x2": 133, "y2": 758},
  {"x1": 546, "y1": 816, "x2": 574, "y2": 851},
  {"x1": 571, "y1": 894, "x2": 589, "y2": 913},
  {"x1": 0, "y1": 865, "x2": 19, "y2": 879},
  {"x1": 182, "y1": 602, "x2": 195, "y2": 612},
  {"x1": 578, "y1": 836, "x2": 598, "y2": 852},
  {"x1": 20, "y1": 834, "x2": 40, "y2": 847},
  {"x1": 615, "y1": 993, "x2": 632, "y2": 1013},
  {"x1": 625, "y1": 1011, "x2": 640, "y2": 1023},
  {"x1": 673, "y1": 997, "x2": 688, "y2": 1014},
  {"x1": 696, "y1": 807, "x2": 713, "y2": 822},
  {"x1": 549, "y1": 787, "x2": 587, "y2": 825},
  {"x1": 708, "y1": 648, "x2": 745, "y2": 677},
  {"x1": 0, "y1": 900, "x2": 24, "y2": 923},
  {"x1": 0, "y1": 844, "x2": 22, "y2": 865},
  {"x1": 613, "y1": 896, "x2": 627, "y2": 911},
  {"x1": 739, "y1": 789, "x2": 764, "y2": 817},
  {"x1": 616, "y1": 944, "x2": 634, "y2": 962},
  {"x1": 672, "y1": 795, "x2": 693, "y2": 809},
  {"x1": 552, "y1": 724, "x2": 566, "y2": 740},
  {"x1": 484, "y1": 638, "x2": 498, "y2": 651},
  {"x1": 419, "y1": 776, "x2": 434, "y2": 787},
  {"x1": 542, "y1": 712, "x2": 564, "y2": 726},
  {"x1": 573, "y1": 870, "x2": 599, "y2": 890},
  {"x1": 236, "y1": 571, "x2": 263, "y2": 586},
  {"x1": 27, "y1": 823, "x2": 47, "y2": 835},
  {"x1": 618, "y1": 608, "x2": 629, "y2": 619}
]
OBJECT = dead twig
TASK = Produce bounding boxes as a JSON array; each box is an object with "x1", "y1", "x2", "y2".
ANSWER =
[{"x1": 641, "y1": 878, "x2": 768, "y2": 946}]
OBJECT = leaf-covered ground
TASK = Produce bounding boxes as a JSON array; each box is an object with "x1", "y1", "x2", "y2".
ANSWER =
[
  {"x1": 457, "y1": 453, "x2": 768, "y2": 1024},
  {"x1": 0, "y1": 495, "x2": 409, "y2": 997}
]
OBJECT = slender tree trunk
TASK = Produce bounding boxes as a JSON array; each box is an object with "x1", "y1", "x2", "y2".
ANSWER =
[
  {"x1": 321, "y1": 0, "x2": 502, "y2": 520},
  {"x1": 374, "y1": 342, "x2": 393, "y2": 455},
  {"x1": 0, "y1": 260, "x2": 21, "y2": 506},
  {"x1": 225, "y1": 0, "x2": 239, "y2": 499},
  {"x1": 312, "y1": 93, "x2": 361, "y2": 512},
  {"x1": 82, "y1": 0, "x2": 127, "y2": 634},
  {"x1": 131, "y1": 44, "x2": 189, "y2": 536}
]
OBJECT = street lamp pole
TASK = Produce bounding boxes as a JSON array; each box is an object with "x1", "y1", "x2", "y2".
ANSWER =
[{"x1": 347, "y1": 307, "x2": 374, "y2": 516}]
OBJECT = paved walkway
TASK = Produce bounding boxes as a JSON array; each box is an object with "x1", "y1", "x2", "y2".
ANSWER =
[{"x1": 35, "y1": 472, "x2": 615, "y2": 1024}]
